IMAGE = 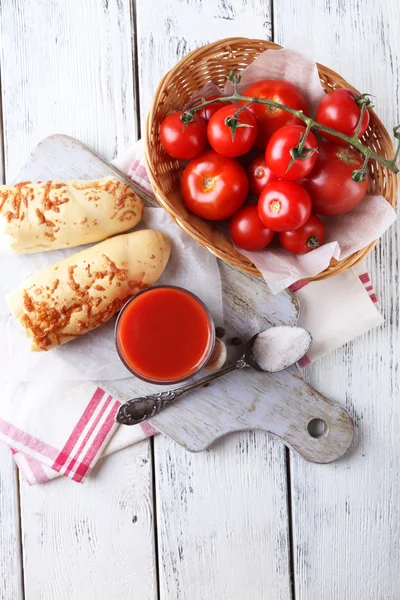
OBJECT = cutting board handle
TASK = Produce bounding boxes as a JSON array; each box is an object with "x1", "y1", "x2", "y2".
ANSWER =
[
  {"x1": 152, "y1": 369, "x2": 354, "y2": 464},
  {"x1": 262, "y1": 375, "x2": 354, "y2": 464}
]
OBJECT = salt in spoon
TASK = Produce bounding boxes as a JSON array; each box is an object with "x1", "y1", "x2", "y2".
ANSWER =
[{"x1": 115, "y1": 326, "x2": 312, "y2": 426}]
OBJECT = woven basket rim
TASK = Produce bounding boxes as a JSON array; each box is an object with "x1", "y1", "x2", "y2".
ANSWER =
[{"x1": 145, "y1": 37, "x2": 399, "y2": 280}]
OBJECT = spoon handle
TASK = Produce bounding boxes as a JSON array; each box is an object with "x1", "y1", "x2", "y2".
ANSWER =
[{"x1": 115, "y1": 358, "x2": 248, "y2": 426}]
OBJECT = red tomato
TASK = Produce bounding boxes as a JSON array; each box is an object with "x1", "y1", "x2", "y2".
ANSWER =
[
  {"x1": 230, "y1": 205, "x2": 275, "y2": 250},
  {"x1": 265, "y1": 125, "x2": 318, "y2": 180},
  {"x1": 181, "y1": 150, "x2": 249, "y2": 220},
  {"x1": 207, "y1": 105, "x2": 258, "y2": 157},
  {"x1": 199, "y1": 96, "x2": 229, "y2": 120},
  {"x1": 316, "y1": 89, "x2": 370, "y2": 142},
  {"x1": 160, "y1": 111, "x2": 207, "y2": 160},
  {"x1": 258, "y1": 180, "x2": 312, "y2": 232},
  {"x1": 247, "y1": 155, "x2": 277, "y2": 195},
  {"x1": 300, "y1": 143, "x2": 368, "y2": 215},
  {"x1": 279, "y1": 214, "x2": 325, "y2": 254},
  {"x1": 240, "y1": 80, "x2": 308, "y2": 149}
]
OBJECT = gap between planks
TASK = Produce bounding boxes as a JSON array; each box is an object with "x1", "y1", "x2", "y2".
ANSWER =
[
  {"x1": 136, "y1": 0, "x2": 293, "y2": 597},
  {"x1": 130, "y1": 0, "x2": 143, "y2": 140},
  {"x1": 0, "y1": 47, "x2": 25, "y2": 600}
]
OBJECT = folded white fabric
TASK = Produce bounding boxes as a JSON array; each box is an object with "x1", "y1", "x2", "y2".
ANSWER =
[{"x1": 0, "y1": 140, "x2": 384, "y2": 484}]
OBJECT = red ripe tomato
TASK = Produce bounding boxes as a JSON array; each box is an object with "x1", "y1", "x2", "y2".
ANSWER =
[
  {"x1": 247, "y1": 154, "x2": 277, "y2": 195},
  {"x1": 230, "y1": 205, "x2": 275, "y2": 251},
  {"x1": 199, "y1": 96, "x2": 229, "y2": 120},
  {"x1": 279, "y1": 214, "x2": 325, "y2": 254},
  {"x1": 258, "y1": 180, "x2": 312, "y2": 232},
  {"x1": 181, "y1": 150, "x2": 249, "y2": 220},
  {"x1": 316, "y1": 89, "x2": 370, "y2": 142},
  {"x1": 240, "y1": 80, "x2": 308, "y2": 149},
  {"x1": 207, "y1": 105, "x2": 258, "y2": 157},
  {"x1": 160, "y1": 111, "x2": 207, "y2": 160},
  {"x1": 265, "y1": 125, "x2": 318, "y2": 180},
  {"x1": 300, "y1": 143, "x2": 368, "y2": 215}
]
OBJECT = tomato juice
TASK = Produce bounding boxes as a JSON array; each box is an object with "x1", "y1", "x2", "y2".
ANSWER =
[{"x1": 115, "y1": 286, "x2": 215, "y2": 384}]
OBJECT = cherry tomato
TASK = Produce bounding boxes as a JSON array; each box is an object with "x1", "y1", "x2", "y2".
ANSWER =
[
  {"x1": 199, "y1": 96, "x2": 229, "y2": 120},
  {"x1": 207, "y1": 105, "x2": 258, "y2": 158},
  {"x1": 300, "y1": 143, "x2": 368, "y2": 215},
  {"x1": 239, "y1": 80, "x2": 308, "y2": 149},
  {"x1": 316, "y1": 89, "x2": 370, "y2": 142},
  {"x1": 181, "y1": 150, "x2": 248, "y2": 220},
  {"x1": 230, "y1": 205, "x2": 275, "y2": 251},
  {"x1": 247, "y1": 155, "x2": 278, "y2": 195},
  {"x1": 279, "y1": 214, "x2": 325, "y2": 254},
  {"x1": 258, "y1": 180, "x2": 312, "y2": 232},
  {"x1": 265, "y1": 125, "x2": 318, "y2": 180},
  {"x1": 160, "y1": 111, "x2": 207, "y2": 160}
]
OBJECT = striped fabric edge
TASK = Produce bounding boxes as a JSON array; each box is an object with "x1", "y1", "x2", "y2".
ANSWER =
[
  {"x1": 12, "y1": 420, "x2": 158, "y2": 485},
  {"x1": 0, "y1": 418, "x2": 59, "y2": 463},
  {"x1": 9, "y1": 388, "x2": 159, "y2": 485},
  {"x1": 13, "y1": 451, "x2": 51, "y2": 485},
  {"x1": 2, "y1": 388, "x2": 118, "y2": 483},
  {"x1": 358, "y1": 272, "x2": 378, "y2": 305},
  {"x1": 127, "y1": 159, "x2": 153, "y2": 195},
  {"x1": 288, "y1": 271, "x2": 378, "y2": 301}
]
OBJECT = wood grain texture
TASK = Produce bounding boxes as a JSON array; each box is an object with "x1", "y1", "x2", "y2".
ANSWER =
[
  {"x1": 10, "y1": 135, "x2": 158, "y2": 598},
  {"x1": 0, "y1": 7, "x2": 23, "y2": 600},
  {"x1": 275, "y1": 1, "x2": 400, "y2": 598},
  {"x1": 0, "y1": 0, "x2": 138, "y2": 182},
  {"x1": 136, "y1": 0, "x2": 273, "y2": 126},
  {"x1": 20, "y1": 442, "x2": 157, "y2": 600},
  {"x1": 155, "y1": 431, "x2": 291, "y2": 600},
  {"x1": 0, "y1": 444, "x2": 23, "y2": 600},
  {"x1": 2, "y1": 1, "x2": 397, "y2": 599},
  {"x1": 136, "y1": 1, "x2": 292, "y2": 598},
  {"x1": 0, "y1": 56, "x2": 21, "y2": 600},
  {"x1": 0, "y1": 3, "x2": 157, "y2": 599}
]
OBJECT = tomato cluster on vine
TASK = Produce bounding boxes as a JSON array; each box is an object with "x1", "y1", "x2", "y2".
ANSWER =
[{"x1": 160, "y1": 80, "x2": 370, "y2": 254}]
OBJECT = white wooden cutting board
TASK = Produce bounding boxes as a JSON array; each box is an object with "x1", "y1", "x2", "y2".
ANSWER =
[{"x1": 17, "y1": 134, "x2": 354, "y2": 463}]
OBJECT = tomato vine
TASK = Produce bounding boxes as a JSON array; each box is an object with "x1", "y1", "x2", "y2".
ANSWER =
[{"x1": 183, "y1": 71, "x2": 400, "y2": 182}]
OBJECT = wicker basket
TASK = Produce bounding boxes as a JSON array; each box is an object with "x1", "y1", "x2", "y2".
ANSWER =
[{"x1": 145, "y1": 38, "x2": 398, "y2": 280}]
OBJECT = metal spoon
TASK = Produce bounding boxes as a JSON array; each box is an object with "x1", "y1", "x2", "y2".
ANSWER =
[{"x1": 115, "y1": 326, "x2": 312, "y2": 426}]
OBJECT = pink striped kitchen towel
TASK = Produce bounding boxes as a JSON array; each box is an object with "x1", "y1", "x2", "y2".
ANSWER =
[
  {"x1": 7, "y1": 385, "x2": 158, "y2": 484},
  {"x1": 1, "y1": 140, "x2": 383, "y2": 485},
  {"x1": 6, "y1": 387, "x2": 120, "y2": 484}
]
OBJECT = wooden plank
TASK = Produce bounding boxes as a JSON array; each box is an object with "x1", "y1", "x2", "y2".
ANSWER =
[
  {"x1": 0, "y1": 2, "x2": 157, "y2": 598},
  {"x1": 136, "y1": 0, "x2": 273, "y2": 125},
  {"x1": 20, "y1": 442, "x2": 157, "y2": 600},
  {"x1": 155, "y1": 432, "x2": 291, "y2": 600},
  {"x1": 0, "y1": 0, "x2": 138, "y2": 182},
  {"x1": 0, "y1": 39, "x2": 24, "y2": 600},
  {"x1": 274, "y1": 1, "x2": 400, "y2": 598},
  {"x1": 0, "y1": 69, "x2": 4, "y2": 184},
  {"x1": 136, "y1": 1, "x2": 292, "y2": 598},
  {"x1": 0, "y1": 444, "x2": 24, "y2": 600}
]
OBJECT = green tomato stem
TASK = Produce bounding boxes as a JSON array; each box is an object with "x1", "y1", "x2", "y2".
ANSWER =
[
  {"x1": 352, "y1": 153, "x2": 370, "y2": 183},
  {"x1": 354, "y1": 103, "x2": 367, "y2": 139},
  {"x1": 394, "y1": 139, "x2": 400, "y2": 164},
  {"x1": 232, "y1": 101, "x2": 252, "y2": 119},
  {"x1": 297, "y1": 121, "x2": 313, "y2": 154},
  {"x1": 307, "y1": 235, "x2": 320, "y2": 249},
  {"x1": 184, "y1": 93, "x2": 400, "y2": 176}
]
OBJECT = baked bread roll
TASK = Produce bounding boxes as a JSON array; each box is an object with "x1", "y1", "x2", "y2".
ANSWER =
[
  {"x1": 7, "y1": 230, "x2": 170, "y2": 351},
  {"x1": 0, "y1": 176, "x2": 144, "y2": 254}
]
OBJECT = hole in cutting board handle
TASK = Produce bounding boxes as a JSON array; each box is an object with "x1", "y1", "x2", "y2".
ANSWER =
[{"x1": 307, "y1": 418, "x2": 327, "y2": 439}]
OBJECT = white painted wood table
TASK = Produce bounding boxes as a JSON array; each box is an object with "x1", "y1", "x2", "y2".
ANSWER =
[{"x1": 0, "y1": 1, "x2": 399, "y2": 598}]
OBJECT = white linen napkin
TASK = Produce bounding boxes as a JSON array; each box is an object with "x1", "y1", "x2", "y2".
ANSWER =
[{"x1": 0, "y1": 140, "x2": 384, "y2": 484}]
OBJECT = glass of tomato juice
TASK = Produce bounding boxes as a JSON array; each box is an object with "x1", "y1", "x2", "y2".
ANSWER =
[{"x1": 115, "y1": 286, "x2": 215, "y2": 385}]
